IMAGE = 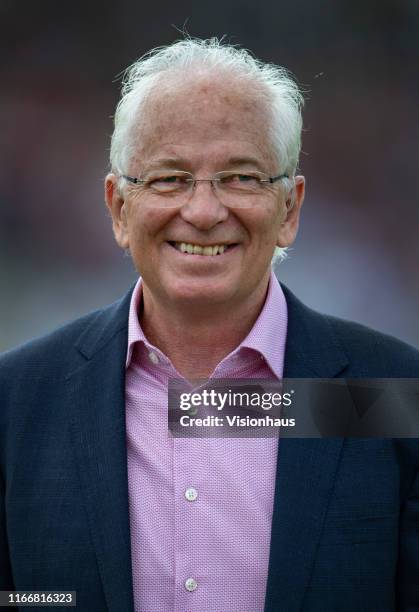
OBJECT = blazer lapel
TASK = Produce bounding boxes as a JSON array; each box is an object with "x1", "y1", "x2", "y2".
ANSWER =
[
  {"x1": 264, "y1": 286, "x2": 349, "y2": 612},
  {"x1": 67, "y1": 292, "x2": 135, "y2": 612}
]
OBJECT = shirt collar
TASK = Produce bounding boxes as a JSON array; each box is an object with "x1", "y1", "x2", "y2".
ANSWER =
[
  {"x1": 126, "y1": 277, "x2": 148, "y2": 368},
  {"x1": 126, "y1": 271, "x2": 288, "y2": 379},
  {"x1": 238, "y1": 271, "x2": 288, "y2": 380}
]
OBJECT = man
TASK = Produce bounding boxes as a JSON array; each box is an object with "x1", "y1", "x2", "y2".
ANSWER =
[{"x1": 1, "y1": 38, "x2": 418, "y2": 612}]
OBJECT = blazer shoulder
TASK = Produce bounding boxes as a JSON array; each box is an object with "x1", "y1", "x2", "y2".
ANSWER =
[
  {"x1": 0, "y1": 292, "x2": 131, "y2": 383},
  {"x1": 282, "y1": 283, "x2": 419, "y2": 377},
  {"x1": 325, "y1": 313, "x2": 419, "y2": 377}
]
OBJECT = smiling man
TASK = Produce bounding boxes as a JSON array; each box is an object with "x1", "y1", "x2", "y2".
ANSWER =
[
  {"x1": 1, "y1": 38, "x2": 419, "y2": 612},
  {"x1": 105, "y1": 58, "x2": 304, "y2": 380}
]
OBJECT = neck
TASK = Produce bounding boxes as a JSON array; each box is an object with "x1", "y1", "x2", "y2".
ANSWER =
[{"x1": 140, "y1": 282, "x2": 270, "y2": 380}]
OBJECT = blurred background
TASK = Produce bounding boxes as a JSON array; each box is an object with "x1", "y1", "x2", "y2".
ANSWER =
[{"x1": 1, "y1": 0, "x2": 418, "y2": 352}]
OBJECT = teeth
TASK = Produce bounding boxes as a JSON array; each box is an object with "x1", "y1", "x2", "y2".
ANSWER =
[{"x1": 174, "y1": 242, "x2": 230, "y2": 256}]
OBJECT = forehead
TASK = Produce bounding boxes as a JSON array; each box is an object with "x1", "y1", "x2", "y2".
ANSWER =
[{"x1": 129, "y1": 77, "x2": 276, "y2": 170}]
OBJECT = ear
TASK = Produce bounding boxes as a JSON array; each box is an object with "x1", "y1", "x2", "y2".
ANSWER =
[
  {"x1": 104, "y1": 173, "x2": 130, "y2": 250},
  {"x1": 276, "y1": 175, "x2": 305, "y2": 247}
]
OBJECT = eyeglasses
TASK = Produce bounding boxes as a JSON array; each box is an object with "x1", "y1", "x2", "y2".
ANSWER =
[{"x1": 120, "y1": 170, "x2": 289, "y2": 208}]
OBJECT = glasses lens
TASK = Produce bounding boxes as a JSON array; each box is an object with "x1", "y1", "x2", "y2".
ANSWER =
[
  {"x1": 215, "y1": 171, "x2": 268, "y2": 208},
  {"x1": 135, "y1": 172, "x2": 192, "y2": 208},
  {"x1": 149, "y1": 172, "x2": 192, "y2": 193}
]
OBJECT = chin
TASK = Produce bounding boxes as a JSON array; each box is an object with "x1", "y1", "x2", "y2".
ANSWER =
[{"x1": 166, "y1": 279, "x2": 238, "y2": 307}]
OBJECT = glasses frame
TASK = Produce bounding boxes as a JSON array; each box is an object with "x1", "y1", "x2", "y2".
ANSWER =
[
  {"x1": 119, "y1": 170, "x2": 291, "y2": 209},
  {"x1": 120, "y1": 170, "x2": 289, "y2": 195},
  {"x1": 121, "y1": 170, "x2": 289, "y2": 189}
]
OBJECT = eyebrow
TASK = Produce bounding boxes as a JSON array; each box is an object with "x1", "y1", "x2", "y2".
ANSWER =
[
  {"x1": 224, "y1": 156, "x2": 267, "y2": 171},
  {"x1": 145, "y1": 157, "x2": 187, "y2": 170},
  {"x1": 144, "y1": 155, "x2": 267, "y2": 172}
]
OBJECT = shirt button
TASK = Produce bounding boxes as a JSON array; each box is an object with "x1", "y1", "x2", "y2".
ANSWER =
[
  {"x1": 148, "y1": 351, "x2": 159, "y2": 364},
  {"x1": 185, "y1": 578, "x2": 198, "y2": 592},
  {"x1": 185, "y1": 487, "x2": 198, "y2": 501}
]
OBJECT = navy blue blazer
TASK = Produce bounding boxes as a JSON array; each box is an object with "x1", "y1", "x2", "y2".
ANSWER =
[{"x1": 1, "y1": 285, "x2": 419, "y2": 611}]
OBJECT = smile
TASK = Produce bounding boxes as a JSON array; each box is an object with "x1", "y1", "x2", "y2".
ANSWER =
[{"x1": 169, "y1": 242, "x2": 236, "y2": 256}]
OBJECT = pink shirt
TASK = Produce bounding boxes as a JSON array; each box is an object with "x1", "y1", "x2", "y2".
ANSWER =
[{"x1": 125, "y1": 273, "x2": 288, "y2": 612}]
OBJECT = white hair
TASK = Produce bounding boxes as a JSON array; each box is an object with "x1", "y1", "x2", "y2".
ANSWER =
[{"x1": 110, "y1": 37, "x2": 305, "y2": 262}]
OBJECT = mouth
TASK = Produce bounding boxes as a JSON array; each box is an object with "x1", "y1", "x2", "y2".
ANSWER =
[{"x1": 168, "y1": 241, "x2": 238, "y2": 256}]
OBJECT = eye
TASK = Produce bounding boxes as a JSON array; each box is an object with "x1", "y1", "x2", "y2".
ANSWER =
[
  {"x1": 147, "y1": 174, "x2": 191, "y2": 192},
  {"x1": 237, "y1": 174, "x2": 258, "y2": 182},
  {"x1": 219, "y1": 173, "x2": 261, "y2": 189},
  {"x1": 154, "y1": 175, "x2": 180, "y2": 184}
]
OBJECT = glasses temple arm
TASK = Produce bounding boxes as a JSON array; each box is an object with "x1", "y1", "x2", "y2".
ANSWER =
[
  {"x1": 268, "y1": 173, "x2": 289, "y2": 184},
  {"x1": 121, "y1": 175, "x2": 145, "y2": 185}
]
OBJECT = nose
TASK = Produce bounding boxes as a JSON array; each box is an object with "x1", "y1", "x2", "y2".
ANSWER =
[{"x1": 179, "y1": 180, "x2": 229, "y2": 230}]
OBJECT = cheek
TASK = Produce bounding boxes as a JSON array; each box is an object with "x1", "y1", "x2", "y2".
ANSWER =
[
  {"x1": 126, "y1": 208, "x2": 175, "y2": 263},
  {"x1": 125, "y1": 207, "x2": 159, "y2": 244},
  {"x1": 245, "y1": 210, "x2": 283, "y2": 247},
  {"x1": 123, "y1": 211, "x2": 149, "y2": 267}
]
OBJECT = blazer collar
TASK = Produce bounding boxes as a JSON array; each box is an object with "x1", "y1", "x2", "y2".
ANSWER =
[
  {"x1": 73, "y1": 289, "x2": 133, "y2": 362},
  {"x1": 282, "y1": 284, "x2": 349, "y2": 378},
  {"x1": 73, "y1": 283, "x2": 349, "y2": 377}
]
